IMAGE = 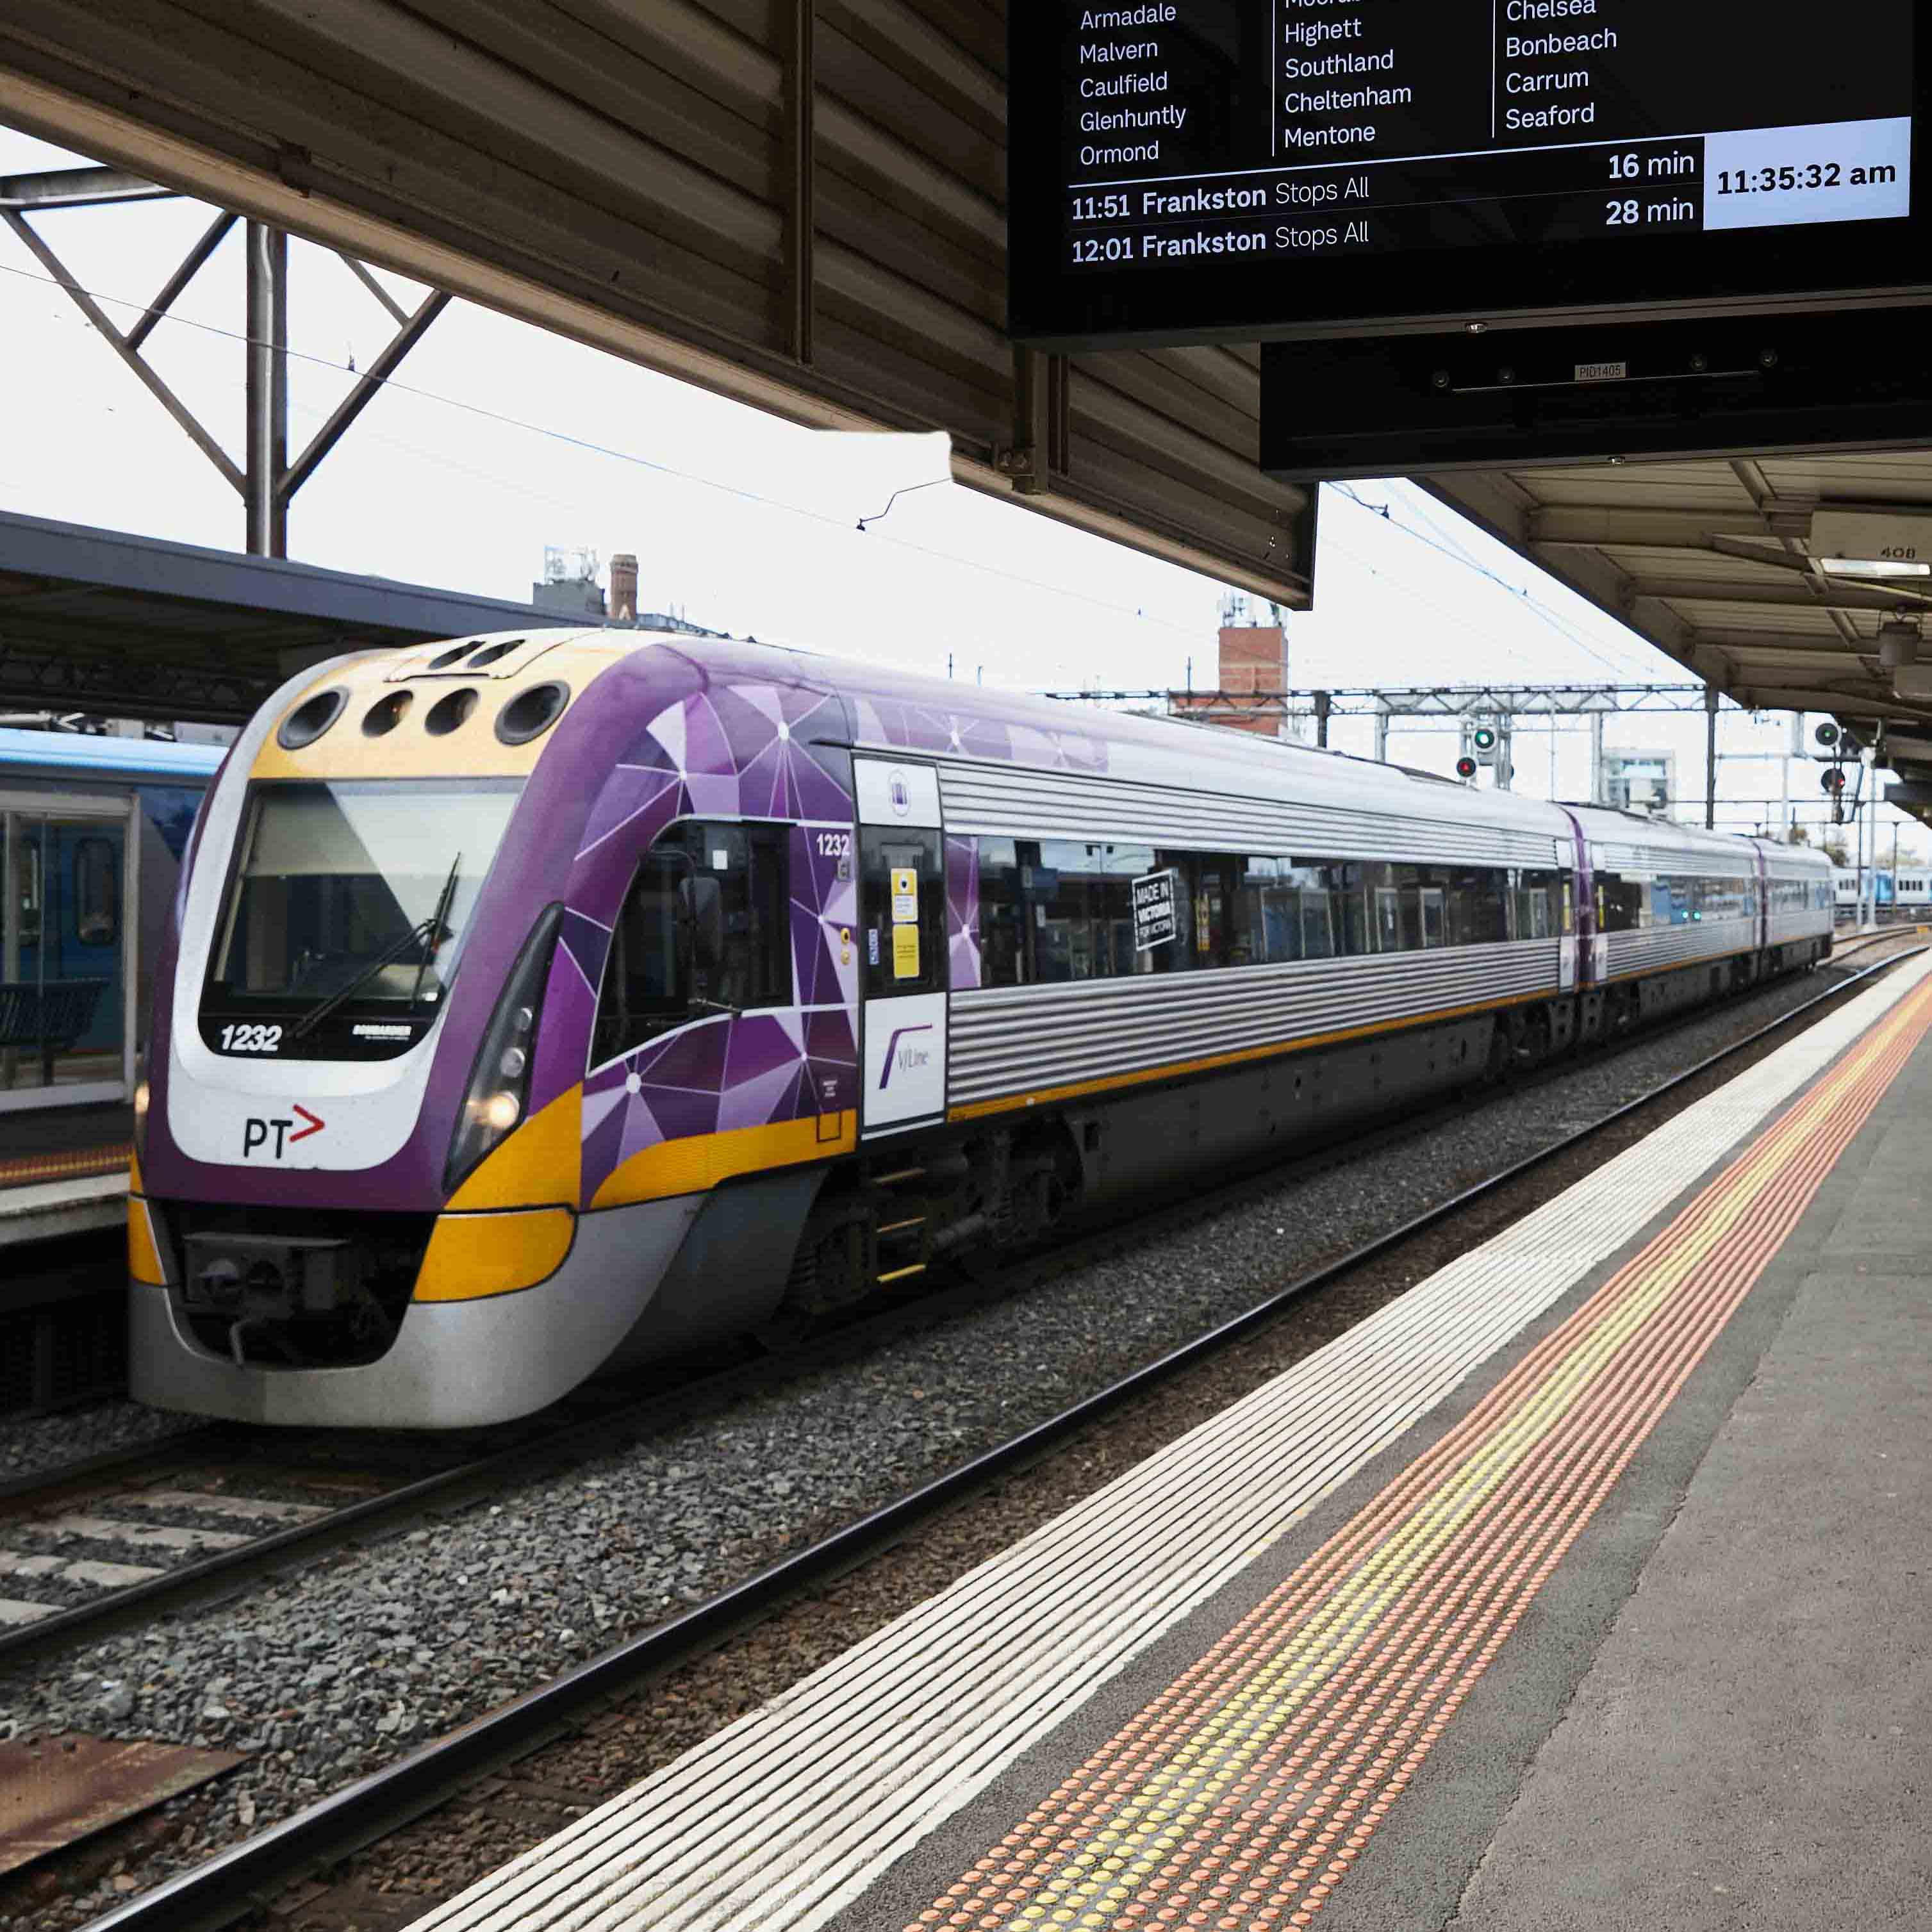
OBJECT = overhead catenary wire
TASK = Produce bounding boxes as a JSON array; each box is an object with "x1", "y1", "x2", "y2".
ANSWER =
[
  {"x1": 1328, "y1": 481, "x2": 1645, "y2": 680},
  {"x1": 0, "y1": 254, "x2": 1211, "y2": 647}
]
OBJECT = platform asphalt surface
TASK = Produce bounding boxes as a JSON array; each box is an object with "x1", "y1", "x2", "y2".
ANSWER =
[{"x1": 844, "y1": 985, "x2": 1932, "y2": 1932}]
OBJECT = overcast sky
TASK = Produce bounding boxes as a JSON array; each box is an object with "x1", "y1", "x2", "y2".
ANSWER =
[{"x1": 0, "y1": 124, "x2": 1908, "y2": 859}]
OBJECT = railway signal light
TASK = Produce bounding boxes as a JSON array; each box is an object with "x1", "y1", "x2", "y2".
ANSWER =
[
  {"x1": 1815, "y1": 721, "x2": 1842, "y2": 749},
  {"x1": 1455, "y1": 755, "x2": 1480, "y2": 780},
  {"x1": 1821, "y1": 767, "x2": 1847, "y2": 795},
  {"x1": 1471, "y1": 725, "x2": 1498, "y2": 752}
]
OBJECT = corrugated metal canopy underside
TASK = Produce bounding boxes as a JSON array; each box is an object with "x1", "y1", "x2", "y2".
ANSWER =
[
  {"x1": 0, "y1": 508, "x2": 577, "y2": 722},
  {"x1": 1430, "y1": 452, "x2": 1932, "y2": 826},
  {"x1": 0, "y1": 1, "x2": 1314, "y2": 607}
]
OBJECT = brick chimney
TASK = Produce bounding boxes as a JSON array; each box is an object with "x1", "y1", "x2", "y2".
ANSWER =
[
  {"x1": 609, "y1": 552, "x2": 639, "y2": 627},
  {"x1": 1173, "y1": 597, "x2": 1289, "y2": 738}
]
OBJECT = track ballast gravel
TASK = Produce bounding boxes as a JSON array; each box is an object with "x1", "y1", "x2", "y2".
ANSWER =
[{"x1": 0, "y1": 955, "x2": 1897, "y2": 1929}]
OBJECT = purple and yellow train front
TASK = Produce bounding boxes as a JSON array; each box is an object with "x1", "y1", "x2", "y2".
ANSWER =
[{"x1": 131, "y1": 629, "x2": 866, "y2": 1427}]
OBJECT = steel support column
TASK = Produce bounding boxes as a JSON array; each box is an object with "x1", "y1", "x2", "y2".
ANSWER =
[
  {"x1": 1705, "y1": 683, "x2": 1720, "y2": 829},
  {"x1": 1313, "y1": 689, "x2": 1331, "y2": 748},
  {"x1": 244, "y1": 220, "x2": 288, "y2": 558}
]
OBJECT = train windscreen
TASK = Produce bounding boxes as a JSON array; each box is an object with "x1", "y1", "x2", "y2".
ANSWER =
[{"x1": 199, "y1": 779, "x2": 522, "y2": 1059}]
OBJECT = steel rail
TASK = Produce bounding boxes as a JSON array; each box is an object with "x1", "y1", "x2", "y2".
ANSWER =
[
  {"x1": 10, "y1": 947, "x2": 1872, "y2": 1669},
  {"x1": 0, "y1": 1358, "x2": 773, "y2": 1670},
  {"x1": 82, "y1": 943, "x2": 1926, "y2": 1932}
]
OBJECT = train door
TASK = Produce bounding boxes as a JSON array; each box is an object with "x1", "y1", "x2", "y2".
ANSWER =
[
  {"x1": 0, "y1": 791, "x2": 136, "y2": 1111},
  {"x1": 853, "y1": 759, "x2": 947, "y2": 1139}
]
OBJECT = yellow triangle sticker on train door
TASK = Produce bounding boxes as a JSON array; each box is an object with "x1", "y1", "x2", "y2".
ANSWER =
[{"x1": 893, "y1": 923, "x2": 921, "y2": 980}]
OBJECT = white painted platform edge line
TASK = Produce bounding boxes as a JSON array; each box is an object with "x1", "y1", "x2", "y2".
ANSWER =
[{"x1": 414, "y1": 958, "x2": 1930, "y2": 1932}]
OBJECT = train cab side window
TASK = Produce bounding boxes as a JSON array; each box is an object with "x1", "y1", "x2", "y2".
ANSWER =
[
  {"x1": 75, "y1": 838, "x2": 120, "y2": 947},
  {"x1": 591, "y1": 820, "x2": 790, "y2": 1066}
]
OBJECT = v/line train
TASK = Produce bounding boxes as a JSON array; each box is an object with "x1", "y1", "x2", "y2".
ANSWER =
[{"x1": 130, "y1": 632, "x2": 1835, "y2": 1427}]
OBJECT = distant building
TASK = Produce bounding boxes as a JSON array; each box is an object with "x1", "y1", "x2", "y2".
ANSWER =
[
  {"x1": 534, "y1": 543, "x2": 726, "y2": 638},
  {"x1": 1603, "y1": 752, "x2": 1676, "y2": 816},
  {"x1": 1171, "y1": 597, "x2": 1291, "y2": 739}
]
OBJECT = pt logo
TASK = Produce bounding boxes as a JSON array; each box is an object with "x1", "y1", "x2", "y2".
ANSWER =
[
  {"x1": 243, "y1": 1104, "x2": 326, "y2": 1159},
  {"x1": 879, "y1": 1023, "x2": 935, "y2": 1090}
]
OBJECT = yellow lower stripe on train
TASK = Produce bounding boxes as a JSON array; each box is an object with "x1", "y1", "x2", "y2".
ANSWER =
[
  {"x1": 413, "y1": 1207, "x2": 575, "y2": 1303},
  {"x1": 127, "y1": 1196, "x2": 167, "y2": 1287}
]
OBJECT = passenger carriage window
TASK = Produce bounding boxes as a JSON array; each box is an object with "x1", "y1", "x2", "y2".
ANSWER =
[
  {"x1": 1419, "y1": 887, "x2": 1446, "y2": 948},
  {"x1": 591, "y1": 820, "x2": 791, "y2": 1066},
  {"x1": 13, "y1": 836, "x2": 42, "y2": 948},
  {"x1": 970, "y1": 846, "x2": 1592, "y2": 982},
  {"x1": 1509, "y1": 869, "x2": 1561, "y2": 942},
  {"x1": 1596, "y1": 875, "x2": 1647, "y2": 933},
  {"x1": 74, "y1": 838, "x2": 119, "y2": 948}
]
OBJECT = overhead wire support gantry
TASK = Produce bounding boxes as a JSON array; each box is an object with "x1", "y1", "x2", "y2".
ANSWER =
[{"x1": 0, "y1": 163, "x2": 449, "y2": 559}]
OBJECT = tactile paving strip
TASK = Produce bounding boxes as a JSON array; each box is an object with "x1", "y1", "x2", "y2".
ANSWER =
[
  {"x1": 907, "y1": 970, "x2": 1932, "y2": 1931},
  {"x1": 411, "y1": 955, "x2": 1932, "y2": 1932},
  {"x1": 0, "y1": 1143, "x2": 130, "y2": 1188}
]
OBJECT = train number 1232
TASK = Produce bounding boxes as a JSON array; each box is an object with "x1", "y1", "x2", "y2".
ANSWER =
[{"x1": 220, "y1": 1023, "x2": 284, "y2": 1054}]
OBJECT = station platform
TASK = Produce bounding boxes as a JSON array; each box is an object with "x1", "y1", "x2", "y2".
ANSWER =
[
  {"x1": 409, "y1": 953, "x2": 1932, "y2": 1932},
  {"x1": 0, "y1": 1102, "x2": 129, "y2": 1247}
]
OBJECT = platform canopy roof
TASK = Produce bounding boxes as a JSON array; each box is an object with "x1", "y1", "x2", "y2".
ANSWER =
[
  {"x1": 0, "y1": 4, "x2": 1314, "y2": 611},
  {"x1": 0, "y1": 508, "x2": 579, "y2": 723},
  {"x1": 1432, "y1": 453, "x2": 1932, "y2": 829}
]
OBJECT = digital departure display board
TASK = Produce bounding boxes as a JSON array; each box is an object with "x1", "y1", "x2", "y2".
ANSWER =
[{"x1": 1008, "y1": 2, "x2": 1926, "y2": 346}]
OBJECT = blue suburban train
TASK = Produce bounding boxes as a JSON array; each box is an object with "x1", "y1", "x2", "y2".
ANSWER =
[{"x1": 0, "y1": 728, "x2": 220, "y2": 1122}]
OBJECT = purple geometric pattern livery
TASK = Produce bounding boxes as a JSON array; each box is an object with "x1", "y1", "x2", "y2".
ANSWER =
[
  {"x1": 848, "y1": 695, "x2": 1109, "y2": 775},
  {"x1": 532, "y1": 678, "x2": 861, "y2": 1205},
  {"x1": 946, "y1": 836, "x2": 981, "y2": 993}
]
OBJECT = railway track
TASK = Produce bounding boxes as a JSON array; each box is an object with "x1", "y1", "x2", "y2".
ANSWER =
[
  {"x1": 54, "y1": 941, "x2": 1923, "y2": 1932},
  {"x1": 0, "y1": 945, "x2": 1894, "y2": 1675}
]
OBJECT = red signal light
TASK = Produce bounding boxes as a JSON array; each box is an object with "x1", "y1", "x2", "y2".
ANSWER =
[{"x1": 1455, "y1": 755, "x2": 1480, "y2": 780}]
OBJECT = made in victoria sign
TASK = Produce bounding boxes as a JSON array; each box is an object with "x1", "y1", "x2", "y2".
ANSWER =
[{"x1": 1008, "y1": 1, "x2": 1927, "y2": 346}]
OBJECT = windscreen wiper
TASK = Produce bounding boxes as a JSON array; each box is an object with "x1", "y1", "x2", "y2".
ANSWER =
[
  {"x1": 408, "y1": 852, "x2": 465, "y2": 1009},
  {"x1": 289, "y1": 854, "x2": 461, "y2": 1042}
]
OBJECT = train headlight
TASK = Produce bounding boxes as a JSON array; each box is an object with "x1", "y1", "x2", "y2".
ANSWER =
[
  {"x1": 444, "y1": 904, "x2": 563, "y2": 1194},
  {"x1": 132, "y1": 1078, "x2": 151, "y2": 1166}
]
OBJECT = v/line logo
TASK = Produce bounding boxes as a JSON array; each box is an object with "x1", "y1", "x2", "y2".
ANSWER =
[{"x1": 879, "y1": 1023, "x2": 936, "y2": 1091}]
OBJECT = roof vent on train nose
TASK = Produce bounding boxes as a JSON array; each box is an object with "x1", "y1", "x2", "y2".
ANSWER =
[
  {"x1": 468, "y1": 637, "x2": 526, "y2": 669},
  {"x1": 427, "y1": 641, "x2": 479, "y2": 670},
  {"x1": 495, "y1": 681, "x2": 570, "y2": 745},
  {"x1": 277, "y1": 687, "x2": 349, "y2": 750},
  {"x1": 424, "y1": 688, "x2": 480, "y2": 736},
  {"x1": 362, "y1": 690, "x2": 414, "y2": 737}
]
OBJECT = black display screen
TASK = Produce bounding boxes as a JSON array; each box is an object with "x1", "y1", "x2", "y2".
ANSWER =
[{"x1": 1009, "y1": 1, "x2": 1924, "y2": 345}]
